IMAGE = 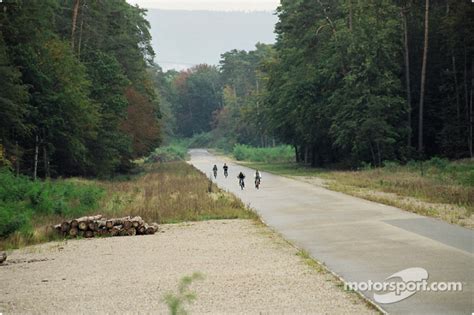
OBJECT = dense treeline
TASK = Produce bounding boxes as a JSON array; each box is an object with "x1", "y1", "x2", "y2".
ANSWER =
[
  {"x1": 0, "y1": 0, "x2": 161, "y2": 178},
  {"x1": 156, "y1": 0, "x2": 473, "y2": 168},
  {"x1": 264, "y1": 0, "x2": 473, "y2": 167}
]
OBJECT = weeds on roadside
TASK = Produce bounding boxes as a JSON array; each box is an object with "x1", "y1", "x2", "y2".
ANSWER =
[{"x1": 163, "y1": 272, "x2": 204, "y2": 315}]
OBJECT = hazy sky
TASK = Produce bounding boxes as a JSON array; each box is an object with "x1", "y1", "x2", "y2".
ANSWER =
[{"x1": 126, "y1": 0, "x2": 279, "y2": 11}]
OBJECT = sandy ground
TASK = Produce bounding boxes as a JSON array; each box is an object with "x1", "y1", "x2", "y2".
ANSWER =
[{"x1": 0, "y1": 220, "x2": 375, "y2": 314}]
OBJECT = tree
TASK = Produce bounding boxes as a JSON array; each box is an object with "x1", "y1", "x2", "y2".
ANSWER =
[
  {"x1": 418, "y1": 0, "x2": 430, "y2": 154},
  {"x1": 121, "y1": 87, "x2": 161, "y2": 158}
]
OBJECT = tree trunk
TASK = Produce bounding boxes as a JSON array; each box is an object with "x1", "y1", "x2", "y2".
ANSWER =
[
  {"x1": 15, "y1": 141, "x2": 20, "y2": 176},
  {"x1": 33, "y1": 135, "x2": 39, "y2": 180},
  {"x1": 418, "y1": 0, "x2": 430, "y2": 154},
  {"x1": 401, "y1": 7, "x2": 412, "y2": 147},
  {"x1": 376, "y1": 141, "x2": 382, "y2": 167},
  {"x1": 294, "y1": 145, "x2": 300, "y2": 163},
  {"x1": 77, "y1": 0, "x2": 86, "y2": 59},
  {"x1": 470, "y1": 61, "x2": 473, "y2": 158},
  {"x1": 43, "y1": 145, "x2": 50, "y2": 179},
  {"x1": 71, "y1": 0, "x2": 81, "y2": 50},
  {"x1": 369, "y1": 141, "x2": 376, "y2": 166}
]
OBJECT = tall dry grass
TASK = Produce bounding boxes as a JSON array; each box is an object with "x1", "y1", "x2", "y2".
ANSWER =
[
  {"x1": 1, "y1": 162, "x2": 255, "y2": 250},
  {"x1": 96, "y1": 162, "x2": 255, "y2": 224}
]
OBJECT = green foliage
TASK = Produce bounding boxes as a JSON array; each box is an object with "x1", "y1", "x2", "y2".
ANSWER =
[
  {"x1": 0, "y1": 168, "x2": 103, "y2": 238},
  {"x1": 146, "y1": 144, "x2": 188, "y2": 163},
  {"x1": 163, "y1": 272, "x2": 204, "y2": 315},
  {"x1": 187, "y1": 133, "x2": 214, "y2": 148},
  {"x1": 0, "y1": 0, "x2": 161, "y2": 178},
  {"x1": 233, "y1": 144, "x2": 295, "y2": 163},
  {"x1": 172, "y1": 65, "x2": 222, "y2": 138}
]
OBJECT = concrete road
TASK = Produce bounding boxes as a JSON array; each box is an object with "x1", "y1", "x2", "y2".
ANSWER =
[{"x1": 189, "y1": 149, "x2": 473, "y2": 315}]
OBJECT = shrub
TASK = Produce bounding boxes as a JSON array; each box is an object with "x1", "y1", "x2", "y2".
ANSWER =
[
  {"x1": 232, "y1": 144, "x2": 295, "y2": 163},
  {"x1": 0, "y1": 168, "x2": 103, "y2": 240},
  {"x1": 383, "y1": 160, "x2": 400, "y2": 170},
  {"x1": 146, "y1": 144, "x2": 188, "y2": 163},
  {"x1": 188, "y1": 132, "x2": 213, "y2": 148},
  {"x1": 426, "y1": 157, "x2": 449, "y2": 170}
]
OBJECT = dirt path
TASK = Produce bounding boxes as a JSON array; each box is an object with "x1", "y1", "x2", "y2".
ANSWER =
[{"x1": 0, "y1": 220, "x2": 375, "y2": 314}]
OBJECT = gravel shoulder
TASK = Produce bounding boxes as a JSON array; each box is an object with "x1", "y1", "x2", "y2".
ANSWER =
[{"x1": 0, "y1": 219, "x2": 376, "y2": 314}]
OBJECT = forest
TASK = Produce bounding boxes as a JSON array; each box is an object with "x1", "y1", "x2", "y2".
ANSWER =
[
  {"x1": 0, "y1": 0, "x2": 161, "y2": 178},
  {"x1": 156, "y1": 0, "x2": 474, "y2": 167},
  {"x1": 1, "y1": 0, "x2": 473, "y2": 179}
]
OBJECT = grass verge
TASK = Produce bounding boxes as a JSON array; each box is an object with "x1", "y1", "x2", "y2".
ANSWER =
[{"x1": 0, "y1": 161, "x2": 256, "y2": 250}]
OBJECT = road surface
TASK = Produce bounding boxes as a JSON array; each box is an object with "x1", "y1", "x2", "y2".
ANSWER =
[{"x1": 190, "y1": 149, "x2": 473, "y2": 315}]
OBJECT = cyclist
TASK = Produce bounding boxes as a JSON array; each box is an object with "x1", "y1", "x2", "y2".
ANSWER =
[
  {"x1": 254, "y1": 170, "x2": 262, "y2": 189},
  {"x1": 237, "y1": 171, "x2": 245, "y2": 189},
  {"x1": 223, "y1": 163, "x2": 229, "y2": 178},
  {"x1": 212, "y1": 165, "x2": 218, "y2": 178}
]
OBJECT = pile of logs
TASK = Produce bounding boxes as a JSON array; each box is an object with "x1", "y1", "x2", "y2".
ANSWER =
[{"x1": 54, "y1": 215, "x2": 159, "y2": 238}]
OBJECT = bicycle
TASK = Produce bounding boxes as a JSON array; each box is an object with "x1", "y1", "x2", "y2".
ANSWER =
[
  {"x1": 239, "y1": 178, "x2": 245, "y2": 190},
  {"x1": 255, "y1": 177, "x2": 261, "y2": 189}
]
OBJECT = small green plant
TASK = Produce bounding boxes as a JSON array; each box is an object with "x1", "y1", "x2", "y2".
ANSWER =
[
  {"x1": 163, "y1": 272, "x2": 204, "y2": 315},
  {"x1": 0, "y1": 168, "x2": 103, "y2": 248}
]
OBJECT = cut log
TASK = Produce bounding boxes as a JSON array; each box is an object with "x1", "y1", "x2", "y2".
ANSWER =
[
  {"x1": 78, "y1": 221, "x2": 88, "y2": 231},
  {"x1": 86, "y1": 215, "x2": 102, "y2": 221},
  {"x1": 110, "y1": 225, "x2": 122, "y2": 237},
  {"x1": 127, "y1": 227, "x2": 137, "y2": 236},
  {"x1": 61, "y1": 221, "x2": 71, "y2": 233},
  {"x1": 70, "y1": 219, "x2": 79, "y2": 228},
  {"x1": 84, "y1": 230, "x2": 94, "y2": 238},
  {"x1": 97, "y1": 220, "x2": 107, "y2": 228},
  {"x1": 137, "y1": 225, "x2": 146, "y2": 235},
  {"x1": 88, "y1": 221, "x2": 98, "y2": 231},
  {"x1": 0, "y1": 252, "x2": 7, "y2": 264},
  {"x1": 106, "y1": 216, "x2": 130, "y2": 228},
  {"x1": 53, "y1": 224, "x2": 62, "y2": 232},
  {"x1": 123, "y1": 220, "x2": 133, "y2": 230},
  {"x1": 146, "y1": 223, "x2": 159, "y2": 235},
  {"x1": 69, "y1": 227, "x2": 79, "y2": 237},
  {"x1": 105, "y1": 220, "x2": 115, "y2": 229},
  {"x1": 131, "y1": 216, "x2": 144, "y2": 228}
]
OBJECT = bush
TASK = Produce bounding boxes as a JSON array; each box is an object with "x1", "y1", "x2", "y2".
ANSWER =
[
  {"x1": 232, "y1": 144, "x2": 295, "y2": 163},
  {"x1": 0, "y1": 168, "x2": 104, "y2": 239},
  {"x1": 426, "y1": 157, "x2": 449, "y2": 170},
  {"x1": 383, "y1": 160, "x2": 400, "y2": 170},
  {"x1": 146, "y1": 144, "x2": 188, "y2": 163},
  {"x1": 187, "y1": 133, "x2": 213, "y2": 148}
]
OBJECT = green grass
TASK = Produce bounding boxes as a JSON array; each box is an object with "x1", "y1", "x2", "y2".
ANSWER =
[
  {"x1": 233, "y1": 144, "x2": 295, "y2": 163},
  {"x1": 146, "y1": 142, "x2": 189, "y2": 163},
  {"x1": 0, "y1": 168, "x2": 104, "y2": 250},
  {"x1": 1, "y1": 160, "x2": 257, "y2": 250}
]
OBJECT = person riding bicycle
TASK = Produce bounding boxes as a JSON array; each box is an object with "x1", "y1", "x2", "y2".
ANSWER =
[
  {"x1": 254, "y1": 170, "x2": 262, "y2": 188},
  {"x1": 213, "y1": 165, "x2": 218, "y2": 178},
  {"x1": 223, "y1": 163, "x2": 229, "y2": 176},
  {"x1": 237, "y1": 171, "x2": 245, "y2": 189}
]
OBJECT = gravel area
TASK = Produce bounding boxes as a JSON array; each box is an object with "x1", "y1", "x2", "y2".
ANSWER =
[{"x1": 0, "y1": 220, "x2": 376, "y2": 314}]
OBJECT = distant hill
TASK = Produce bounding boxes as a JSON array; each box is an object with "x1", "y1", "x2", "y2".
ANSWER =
[{"x1": 145, "y1": 10, "x2": 277, "y2": 70}]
